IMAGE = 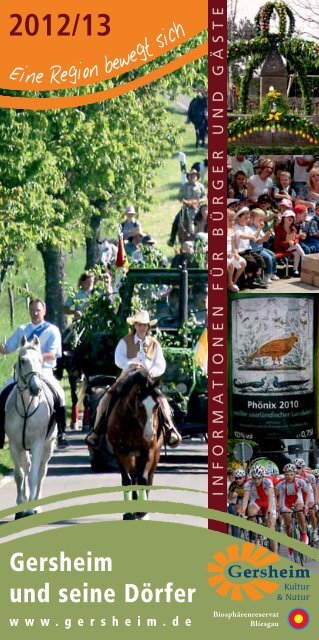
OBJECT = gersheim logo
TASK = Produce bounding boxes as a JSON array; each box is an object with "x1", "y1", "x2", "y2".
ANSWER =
[
  {"x1": 208, "y1": 542, "x2": 280, "y2": 601},
  {"x1": 288, "y1": 609, "x2": 310, "y2": 630}
]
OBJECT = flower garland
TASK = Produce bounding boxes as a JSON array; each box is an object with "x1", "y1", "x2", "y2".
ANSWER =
[
  {"x1": 228, "y1": 145, "x2": 319, "y2": 154},
  {"x1": 228, "y1": 1, "x2": 313, "y2": 114},
  {"x1": 238, "y1": 53, "x2": 265, "y2": 114},
  {"x1": 261, "y1": 89, "x2": 288, "y2": 117},
  {"x1": 255, "y1": 2, "x2": 295, "y2": 38},
  {"x1": 228, "y1": 113, "x2": 319, "y2": 145}
]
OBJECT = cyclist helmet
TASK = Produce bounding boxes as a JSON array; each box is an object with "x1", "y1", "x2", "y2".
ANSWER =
[
  {"x1": 234, "y1": 468, "x2": 246, "y2": 479},
  {"x1": 271, "y1": 467, "x2": 279, "y2": 476},
  {"x1": 283, "y1": 463, "x2": 296, "y2": 473},
  {"x1": 251, "y1": 464, "x2": 264, "y2": 478},
  {"x1": 313, "y1": 468, "x2": 319, "y2": 477},
  {"x1": 294, "y1": 458, "x2": 305, "y2": 469}
]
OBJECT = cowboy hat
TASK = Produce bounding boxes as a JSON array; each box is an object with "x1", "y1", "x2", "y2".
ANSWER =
[
  {"x1": 127, "y1": 310, "x2": 157, "y2": 326},
  {"x1": 125, "y1": 205, "x2": 136, "y2": 214}
]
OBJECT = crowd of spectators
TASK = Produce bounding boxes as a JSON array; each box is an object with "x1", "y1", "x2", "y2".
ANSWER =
[{"x1": 227, "y1": 154, "x2": 319, "y2": 290}]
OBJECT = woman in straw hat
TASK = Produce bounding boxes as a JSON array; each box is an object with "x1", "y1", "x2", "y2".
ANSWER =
[{"x1": 86, "y1": 309, "x2": 182, "y2": 448}]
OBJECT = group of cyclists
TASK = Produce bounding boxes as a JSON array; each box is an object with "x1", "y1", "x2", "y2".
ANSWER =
[{"x1": 228, "y1": 459, "x2": 319, "y2": 553}]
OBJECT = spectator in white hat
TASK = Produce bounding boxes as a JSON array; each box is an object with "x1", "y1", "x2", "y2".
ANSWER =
[{"x1": 120, "y1": 205, "x2": 140, "y2": 240}]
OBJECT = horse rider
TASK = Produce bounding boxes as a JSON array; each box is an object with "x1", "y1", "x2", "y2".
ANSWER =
[
  {"x1": 86, "y1": 309, "x2": 182, "y2": 449},
  {"x1": 168, "y1": 169, "x2": 207, "y2": 246},
  {"x1": 0, "y1": 298, "x2": 69, "y2": 449}
]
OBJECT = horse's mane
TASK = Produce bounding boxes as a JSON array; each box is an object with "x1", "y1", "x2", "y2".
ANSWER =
[
  {"x1": 116, "y1": 370, "x2": 156, "y2": 400},
  {"x1": 110, "y1": 370, "x2": 158, "y2": 423}
]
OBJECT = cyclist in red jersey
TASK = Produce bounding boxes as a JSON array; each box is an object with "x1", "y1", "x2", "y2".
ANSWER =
[
  {"x1": 275, "y1": 463, "x2": 310, "y2": 544},
  {"x1": 264, "y1": 467, "x2": 281, "y2": 488},
  {"x1": 240, "y1": 464, "x2": 277, "y2": 550},
  {"x1": 313, "y1": 468, "x2": 319, "y2": 532},
  {"x1": 294, "y1": 458, "x2": 318, "y2": 542}
]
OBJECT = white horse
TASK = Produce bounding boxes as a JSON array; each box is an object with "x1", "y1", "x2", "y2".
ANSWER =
[{"x1": 4, "y1": 336, "x2": 57, "y2": 518}]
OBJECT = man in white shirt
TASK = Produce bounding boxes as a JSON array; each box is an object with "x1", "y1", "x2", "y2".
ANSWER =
[
  {"x1": 86, "y1": 310, "x2": 181, "y2": 448},
  {"x1": 0, "y1": 299, "x2": 69, "y2": 448}
]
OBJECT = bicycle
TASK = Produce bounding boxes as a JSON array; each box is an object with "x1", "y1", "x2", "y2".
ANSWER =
[
  {"x1": 283, "y1": 508, "x2": 305, "y2": 566},
  {"x1": 305, "y1": 506, "x2": 318, "y2": 549},
  {"x1": 244, "y1": 510, "x2": 271, "y2": 549}
]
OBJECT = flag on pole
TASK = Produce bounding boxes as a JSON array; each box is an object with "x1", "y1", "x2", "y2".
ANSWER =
[
  {"x1": 194, "y1": 328, "x2": 208, "y2": 373},
  {"x1": 115, "y1": 233, "x2": 127, "y2": 268}
]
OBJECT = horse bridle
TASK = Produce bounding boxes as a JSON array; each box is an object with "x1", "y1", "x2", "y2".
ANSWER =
[
  {"x1": 14, "y1": 351, "x2": 44, "y2": 450},
  {"x1": 15, "y1": 349, "x2": 42, "y2": 391}
]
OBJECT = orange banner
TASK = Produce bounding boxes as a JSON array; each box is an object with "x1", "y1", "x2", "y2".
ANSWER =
[
  {"x1": 0, "y1": 0, "x2": 207, "y2": 91},
  {"x1": 0, "y1": 42, "x2": 207, "y2": 110}
]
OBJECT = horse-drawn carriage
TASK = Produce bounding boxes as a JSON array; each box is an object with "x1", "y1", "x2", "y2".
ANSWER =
[{"x1": 63, "y1": 267, "x2": 208, "y2": 471}]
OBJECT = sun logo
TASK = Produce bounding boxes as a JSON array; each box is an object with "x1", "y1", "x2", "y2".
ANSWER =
[
  {"x1": 288, "y1": 609, "x2": 310, "y2": 629},
  {"x1": 208, "y1": 542, "x2": 280, "y2": 601}
]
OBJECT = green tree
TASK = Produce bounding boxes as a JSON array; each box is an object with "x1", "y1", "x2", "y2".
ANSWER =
[
  {"x1": 0, "y1": 94, "x2": 181, "y2": 326},
  {"x1": 0, "y1": 35, "x2": 207, "y2": 327}
]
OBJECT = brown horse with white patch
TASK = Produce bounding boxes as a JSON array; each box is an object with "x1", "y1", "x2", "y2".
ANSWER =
[{"x1": 106, "y1": 369, "x2": 164, "y2": 520}]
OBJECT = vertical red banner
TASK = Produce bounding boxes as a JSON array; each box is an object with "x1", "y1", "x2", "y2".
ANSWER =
[{"x1": 208, "y1": 0, "x2": 228, "y2": 532}]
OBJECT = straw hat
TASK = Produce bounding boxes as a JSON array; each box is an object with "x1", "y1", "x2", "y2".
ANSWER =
[
  {"x1": 125, "y1": 205, "x2": 136, "y2": 215},
  {"x1": 186, "y1": 168, "x2": 200, "y2": 178},
  {"x1": 126, "y1": 310, "x2": 157, "y2": 326}
]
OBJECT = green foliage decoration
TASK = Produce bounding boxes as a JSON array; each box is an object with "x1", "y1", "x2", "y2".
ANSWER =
[
  {"x1": 228, "y1": 87, "x2": 319, "y2": 144},
  {"x1": 77, "y1": 282, "x2": 123, "y2": 342},
  {"x1": 255, "y1": 2, "x2": 295, "y2": 38},
  {"x1": 127, "y1": 245, "x2": 168, "y2": 269},
  {"x1": 261, "y1": 88, "x2": 288, "y2": 117},
  {"x1": 227, "y1": 145, "x2": 319, "y2": 155},
  {"x1": 228, "y1": 113, "x2": 319, "y2": 144},
  {"x1": 238, "y1": 52, "x2": 265, "y2": 114},
  {"x1": 228, "y1": 2, "x2": 316, "y2": 115}
]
